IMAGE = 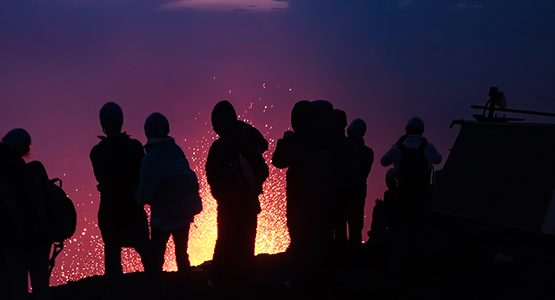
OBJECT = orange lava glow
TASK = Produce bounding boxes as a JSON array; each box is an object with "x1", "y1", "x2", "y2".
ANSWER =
[
  {"x1": 50, "y1": 101, "x2": 290, "y2": 285},
  {"x1": 163, "y1": 128, "x2": 290, "y2": 270}
]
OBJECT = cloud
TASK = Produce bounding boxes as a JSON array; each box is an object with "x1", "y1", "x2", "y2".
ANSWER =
[
  {"x1": 161, "y1": 0, "x2": 288, "y2": 12},
  {"x1": 456, "y1": 3, "x2": 484, "y2": 9}
]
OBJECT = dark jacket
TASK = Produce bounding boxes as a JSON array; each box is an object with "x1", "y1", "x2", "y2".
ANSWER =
[
  {"x1": 206, "y1": 121, "x2": 269, "y2": 213},
  {"x1": 272, "y1": 130, "x2": 335, "y2": 237},
  {"x1": 137, "y1": 137, "x2": 202, "y2": 231},
  {"x1": 90, "y1": 134, "x2": 148, "y2": 245},
  {"x1": 0, "y1": 143, "x2": 52, "y2": 245},
  {"x1": 0, "y1": 142, "x2": 28, "y2": 243}
]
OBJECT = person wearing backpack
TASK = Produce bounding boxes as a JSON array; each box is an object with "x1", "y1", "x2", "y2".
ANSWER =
[
  {"x1": 1, "y1": 128, "x2": 53, "y2": 300},
  {"x1": 380, "y1": 117, "x2": 442, "y2": 288},
  {"x1": 381, "y1": 117, "x2": 442, "y2": 211},
  {"x1": 90, "y1": 102, "x2": 151, "y2": 295},
  {"x1": 206, "y1": 100, "x2": 269, "y2": 287},
  {"x1": 137, "y1": 113, "x2": 202, "y2": 276}
]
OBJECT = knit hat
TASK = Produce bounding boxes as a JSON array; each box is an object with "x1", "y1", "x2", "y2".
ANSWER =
[
  {"x1": 405, "y1": 117, "x2": 425, "y2": 135},
  {"x1": 144, "y1": 112, "x2": 170, "y2": 139},
  {"x1": 347, "y1": 118, "x2": 367, "y2": 139},
  {"x1": 99, "y1": 102, "x2": 124, "y2": 133},
  {"x1": 2, "y1": 128, "x2": 31, "y2": 156}
]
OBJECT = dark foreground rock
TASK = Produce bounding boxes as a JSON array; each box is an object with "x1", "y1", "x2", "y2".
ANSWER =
[{"x1": 48, "y1": 248, "x2": 555, "y2": 300}]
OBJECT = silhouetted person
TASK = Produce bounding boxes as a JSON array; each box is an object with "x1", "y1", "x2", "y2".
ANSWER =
[
  {"x1": 381, "y1": 117, "x2": 442, "y2": 213},
  {"x1": 309, "y1": 100, "x2": 337, "y2": 256},
  {"x1": 345, "y1": 118, "x2": 374, "y2": 250},
  {"x1": 330, "y1": 109, "x2": 352, "y2": 251},
  {"x1": 272, "y1": 101, "x2": 315, "y2": 285},
  {"x1": 1, "y1": 129, "x2": 52, "y2": 300},
  {"x1": 137, "y1": 113, "x2": 202, "y2": 275},
  {"x1": 367, "y1": 168, "x2": 397, "y2": 265},
  {"x1": 380, "y1": 117, "x2": 442, "y2": 286},
  {"x1": 0, "y1": 130, "x2": 27, "y2": 300},
  {"x1": 206, "y1": 100, "x2": 269, "y2": 287},
  {"x1": 273, "y1": 100, "x2": 335, "y2": 288},
  {"x1": 89, "y1": 102, "x2": 150, "y2": 293}
]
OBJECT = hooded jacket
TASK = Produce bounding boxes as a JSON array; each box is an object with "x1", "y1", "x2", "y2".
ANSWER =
[{"x1": 137, "y1": 137, "x2": 202, "y2": 231}]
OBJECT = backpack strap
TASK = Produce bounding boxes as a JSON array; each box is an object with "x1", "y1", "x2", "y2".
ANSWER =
[
  {"x1": 417, "y1": 137, "x2": 428, "y2": 151},
  {"x1": 395, "y1": 135, "x2": 408, "y2": 147}
]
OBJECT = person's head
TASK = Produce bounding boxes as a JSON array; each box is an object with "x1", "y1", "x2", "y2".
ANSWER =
[
  {"x1": 291, "y1": 100, "x2": 312, "y2": 133},
  {"x1": 2, "y1": 128, "x2": 31, "y2": 157},
  {"x1": 144, "y1": 112, "x2": 170, "y2": 140},
  {"x1": 211, "y1": 100, "x2": 237, "y2": 136},
  {"x1": 332, "y1": 109, "x2": 348, "y2": 134},
  {"x1": 347, "y1": 118, "x2": 367, "y2": 139},
  {"x1": 311, "y1": 100, "x2": 334, "y2": 134},
  {"x1": 405, "y1": 117, "x2": 425, "y2": 136},
  {"x1": 99, "y1": 102, "x2": 124, "y2": 135}
]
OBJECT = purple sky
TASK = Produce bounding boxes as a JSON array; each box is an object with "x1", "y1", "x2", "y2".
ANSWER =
[{"x1": 1, "y1": 0, "x2": 554, "y2": 284}]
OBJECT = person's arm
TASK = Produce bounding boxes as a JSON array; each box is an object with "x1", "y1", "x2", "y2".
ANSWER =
[
  {"x1": 271, "y1": 132, "x2": 294, "y2": 169},
  {"x1": 26, "y1": 161, "x2": 51, "y2": 237},
  {"x1": 427, "y1": 143, "x2": 443, "y2": 164},
  {"x1": 137, "y1": 155, "x2": 160, "y2": 205},
  {"x1": 205, "y1": 142, "x2": 226, "y2": 199},
  {"x1": 380, "y1": 145, "x2": 399, "y2": 167},
  {"x1": 89, "y1": 146, "x2": 104, "y2": 185},
  {"x1": 130, "y1": 139, "x2": 146, "y2": 185},
  {"x1": 364, "y1": 147, "x2": 374, "y2": 177}
]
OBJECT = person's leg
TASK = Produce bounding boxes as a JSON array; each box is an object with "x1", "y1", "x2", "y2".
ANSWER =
[
  {"x1": 126, "y1": 205, "x2": 151, "y2": 274},
  {"x1": 211, "y1": 210, "x2": 232, "y2": 285},
  {"x1": 150, "y1": 228, "x2": 171, "y2": 273},
  {"x1": 133, "y1": 229, "x2": 152, "y2": 274},
  {"x1": 104, "y1": 242, "x2": 123, "y2": 278},
  {"x1": 333, "y1": 198, "x2": 348, "y2": 249},
  {"x1": 232, "y1": 211, "x2": 258, "y2": 285},
  {"x1": 347, "y1": 196, "x2": 365, "y2": 250},
  {"x1": 172, "y1": 223, "x2": 191, "y2": 273},
  {"x1": 134, "y1": 243, "x2": 151, "y2": 274},
  {"x1": 29, "y1": 242, "x2": 52, "y2": 300},
  {"x1": 240, "y1": 212, "x2": 258, "y2": 261},
  {"x1": 103, "y1": 241, "x2": 124, "y2": 299},
  {"x1": 2, "y1": 246, "x2": 28, "y2": 300}
]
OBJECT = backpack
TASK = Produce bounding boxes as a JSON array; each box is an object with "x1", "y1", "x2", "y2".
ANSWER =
[
  {"x1": 236, "y1": 151, "x2": 269, "y2": 195},
  {"x1": 395, "y1": 137, "x2": 431, "y2": 190},
  {"x1": 45, "y1": 178, "x2": 77, "y2": 276},
  {"x1": 47, "y1": 178, "x2": 77, "y2": 242}
]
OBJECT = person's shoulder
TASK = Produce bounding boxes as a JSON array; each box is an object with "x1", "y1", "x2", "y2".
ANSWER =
[
  {"x1": 27, "y1": 160, "x2": 46, "y2": 168},
  {"x1": 26, "y1": 160, "x2": 48, "y2": 177},
  {"x1": 0, "y1": 142, "x2": 8, "y2": 153},
  {"x1": 424, "y1": 141, "x2": 440, "y2": 153},
  {"x1": 128, "y1": 137, "x2": 144, "y2": 149},
  {"x1": 238, "y1": 121, "x2": 262, "y2": 136},
  {"x1": 208, "y1": 138, "x2": 224, "y2": 152},
  {"x1": 91, "y1": 135, "x2": 113, "y2": 150},
  {"x1": 238, "y1": 121, "x2": 268, "y2": 148},
  {"x1": 364, "y1": 144, "x2": 374, "y2": 155},
  {"x1": 90, "y1": 141, "x2": 103, "y2": 158}
]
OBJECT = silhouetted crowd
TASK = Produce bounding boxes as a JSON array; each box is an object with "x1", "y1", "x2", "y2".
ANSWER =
[{"x1": 0, "y1": 99, "x2": 442, "y2": 299}]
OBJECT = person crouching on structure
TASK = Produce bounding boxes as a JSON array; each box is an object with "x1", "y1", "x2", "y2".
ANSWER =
[{"x1": 380, "y1": 117, "x2": 442, "y2": 285}]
